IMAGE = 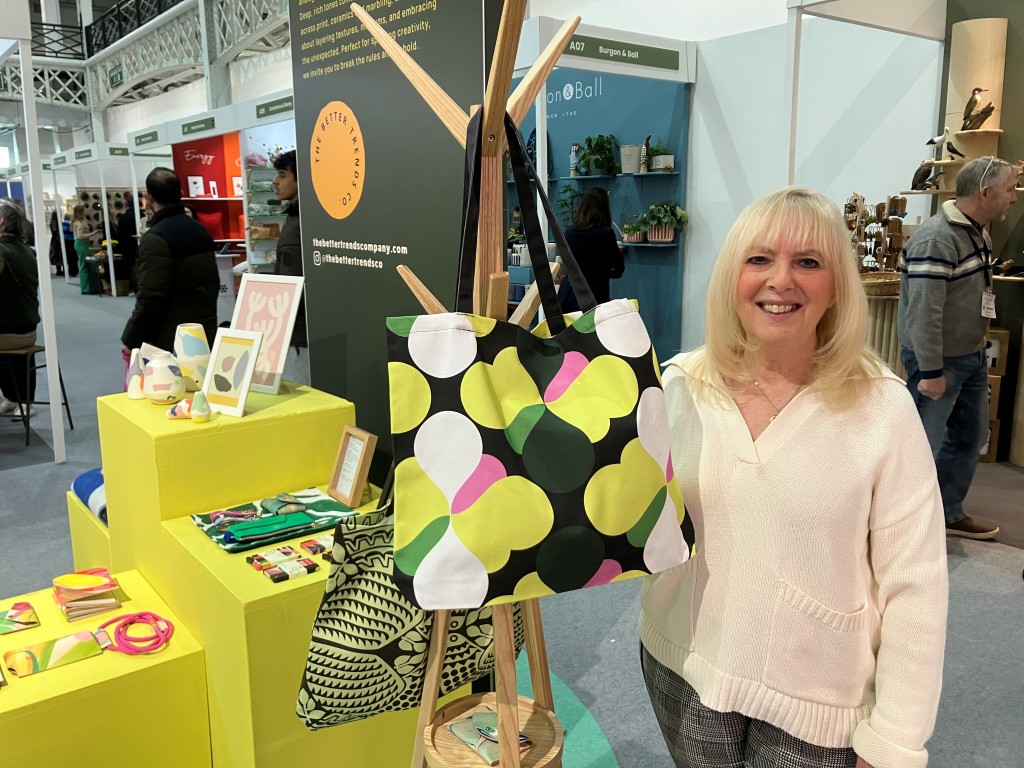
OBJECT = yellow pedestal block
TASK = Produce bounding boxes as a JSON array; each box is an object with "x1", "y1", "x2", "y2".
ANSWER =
[
  {"x1": 66, "y1": 491, "x2": 111, "y2": 571},
  {"x1": 97, "y1": 384, "x2": 355, "y2": 571},
  {"x1": 156, "y1": 509, "x2": 425, "y2": 768},
  {"x1": 0, "y1": 570, "x2": 210, "y2": 768}
]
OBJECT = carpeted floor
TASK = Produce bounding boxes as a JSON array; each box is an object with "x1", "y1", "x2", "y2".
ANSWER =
[{"x1": 1, "y1": 277, "x2": 1023, "y2": 766}]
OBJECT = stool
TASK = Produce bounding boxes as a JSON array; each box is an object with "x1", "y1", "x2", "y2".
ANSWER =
[{"x1": 0, "y1": 345, "x2": 74, "y2": 446}]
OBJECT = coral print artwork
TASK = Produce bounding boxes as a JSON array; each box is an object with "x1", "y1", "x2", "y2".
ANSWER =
[{"x1": 231, "y1": 274, "x2": 304, "y2": 394}]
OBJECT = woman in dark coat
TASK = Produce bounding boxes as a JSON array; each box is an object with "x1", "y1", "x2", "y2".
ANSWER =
[
  {"x1": 0, "y1": 198, "x2": 40, "y2": 414},
  {"x1": 559, "y1": 187, "x2": 624, "y2": 311}
]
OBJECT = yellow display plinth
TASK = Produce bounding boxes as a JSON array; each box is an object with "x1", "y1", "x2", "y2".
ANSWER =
[
  {"x1": 157, "y1": 506, "x2": 430, "y2": 768},
  {"x1": 66, "y1": 491, "x2": 111, "y2": 571},
  {"x1": 0, "y1": 570, "x2": 210, "y2": 767},
  {"x1": 96, "y1": 384, "x2": 355, "y2": 571}
]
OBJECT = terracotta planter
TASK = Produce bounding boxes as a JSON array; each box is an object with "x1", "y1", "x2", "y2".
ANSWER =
[
  {"x1": 623, "y1": 231, "x2": 646, "y2": 243},
  {"x1": 647, "y1": 224, "x2": 676, "y2": 243}
]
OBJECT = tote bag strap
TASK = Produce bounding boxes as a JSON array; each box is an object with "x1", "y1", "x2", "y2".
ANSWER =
[{"x1": 455, "y1": 112, "x2": 596, "y2": 333}]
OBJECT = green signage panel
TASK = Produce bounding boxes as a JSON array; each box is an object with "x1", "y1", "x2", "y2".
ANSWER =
[
  {"x1": 42, "y1": 163, "x2": 50, "y2": 171},
  {"x1": 256, "y1": 95, "x2": 294, "y2": 119},
  {"x1": 565, "y1": 34, "x2": 680, "y2": 71},
  {"x1": 19, "y1": 164, "x2": 29, "y2": 174},
  {"x1": 109, "y1": 64, "x2": 123, "y2": 89},
  {"x1": 110, "y1": 147, "x2": 129, "y2": 156},
  {"x1": 75, "y1": 149, "x2": 93, "y2": 160},
  {"x1": 53, "y1": 156, "x2": 67, "y2": 166},
  {"x1": 182, "y1": 117, "x2": 215, "y2": 135},
  {"x1": 134, "y1": 130, "x2": 160, "y2": 147}
]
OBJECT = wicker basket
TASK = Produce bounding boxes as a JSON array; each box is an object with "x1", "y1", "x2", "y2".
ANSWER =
[{"x1": 861, "y1": 273, "x2": 900, "y2": 296}]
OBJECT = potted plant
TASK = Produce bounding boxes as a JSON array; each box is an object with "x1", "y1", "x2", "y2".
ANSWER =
[
  {"x1": 649, "y1": 138, "x2": 675, "y2": 173},
  {"x1": 555, "y1": 184, "x2": 581, "y2": 228},
  {"x1": 621, "y1": 214, "x2": 649, "y2": 243},
  {"x1": 577, "y1": 134, "x2": 620, "y2": 176},
  {"x1": 646, "y1": 201, "x2": 688, "y2": 243}
]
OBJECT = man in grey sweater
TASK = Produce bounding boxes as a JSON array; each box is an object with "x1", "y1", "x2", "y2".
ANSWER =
[{"x1": 898, "y1": 155, "x2": 1019, "y2": 540}]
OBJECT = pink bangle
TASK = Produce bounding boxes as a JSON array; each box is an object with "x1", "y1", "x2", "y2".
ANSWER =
[{"x1": 95, "y1": 612, "x2": 175, "y2": 655}]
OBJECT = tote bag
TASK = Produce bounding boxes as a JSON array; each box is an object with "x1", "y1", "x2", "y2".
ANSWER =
[
  {"x1": 386, "y1": 113, "x2": 694, "y2": 610},
  {"x1": 297, "y1": 505, "x2": 524, "y2": 730}
]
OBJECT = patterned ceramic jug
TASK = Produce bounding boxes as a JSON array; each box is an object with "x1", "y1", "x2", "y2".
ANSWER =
[{"x1": 142, "y1": 352, "x2": 186, "y2": 405}]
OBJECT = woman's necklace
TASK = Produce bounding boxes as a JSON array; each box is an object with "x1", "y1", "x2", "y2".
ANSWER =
[{"x1": 750, "y1": 377, "x2": 806, "y2": 422}]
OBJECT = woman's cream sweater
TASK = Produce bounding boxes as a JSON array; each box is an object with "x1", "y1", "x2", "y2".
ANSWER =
[{"x1": 640, "y1": 352, "x2": 948, "y2": 768}]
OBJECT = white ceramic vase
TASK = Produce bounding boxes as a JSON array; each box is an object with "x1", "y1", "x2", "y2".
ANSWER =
[
  {"x1": 143, "y1": 352, "x2": 186, "y2": 405},
  {"x1": 173, "y1": 323, "x2": 211, "y2": 391}
]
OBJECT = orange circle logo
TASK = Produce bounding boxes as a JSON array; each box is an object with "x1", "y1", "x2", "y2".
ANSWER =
[{"x1": 310, "y1": 101, "x2": 365, "y2": 219}]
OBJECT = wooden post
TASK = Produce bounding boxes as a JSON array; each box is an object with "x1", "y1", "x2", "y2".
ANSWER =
[{"x1": 356, "y1": 2, "x2": 581, "y2": 765}]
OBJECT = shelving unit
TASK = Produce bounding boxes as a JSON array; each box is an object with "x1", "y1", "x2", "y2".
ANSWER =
[{"x1": 243, "y1": 165, "x2": 282, "y2": 274}]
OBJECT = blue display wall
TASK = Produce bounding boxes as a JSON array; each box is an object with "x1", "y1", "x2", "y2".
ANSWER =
[{"x1": 512, "y1": 67, "x2": 690, "y2": 358}]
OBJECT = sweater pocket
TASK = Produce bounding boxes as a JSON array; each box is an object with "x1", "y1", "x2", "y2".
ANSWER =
[{"x1": 762, "y1": 580, "x2": 878, "y2": 708}]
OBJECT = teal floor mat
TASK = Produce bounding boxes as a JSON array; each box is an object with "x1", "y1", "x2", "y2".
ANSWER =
[{"x1": 516, "y1": 651, "x2": 621, "y2": 768}]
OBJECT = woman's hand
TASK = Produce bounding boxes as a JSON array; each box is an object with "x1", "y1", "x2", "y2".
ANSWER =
[{"x1": 856, "y1": 757, "x2": 874, "y2": 768}]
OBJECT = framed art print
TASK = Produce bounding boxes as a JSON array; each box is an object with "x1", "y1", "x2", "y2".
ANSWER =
[
  {"x1": 202, "y1": 328, "x2": 263, "y2": 417},
  {"x1": 230, "y1": 274, "x2": 304, "y2": 394},
  {"x1": 328, "y1": 426, "x2": 377, "y2": 507},
  {"x1": 187, "y1": 175, "x2": 205, "y2": 197}
]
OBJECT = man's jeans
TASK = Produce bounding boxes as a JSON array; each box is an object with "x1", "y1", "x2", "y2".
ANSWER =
[{"x1": 900, "y1": 347, "x2": 988, "y2": 525}]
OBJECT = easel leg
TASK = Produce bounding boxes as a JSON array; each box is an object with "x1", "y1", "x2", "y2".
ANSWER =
[
  {"x1": 411, "y1": 608, "x2": 450, "y2": 768},
  {"x1": 494, "y1": 602, "x2": 522, "y2": 767},
  {"x1": 522, "y1": 598, "x2": 554, "y2": 711}
]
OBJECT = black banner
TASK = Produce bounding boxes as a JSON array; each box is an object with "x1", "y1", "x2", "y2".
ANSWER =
[{"x1": 290, "y1": 0, "x2": 500, "y2": 449}]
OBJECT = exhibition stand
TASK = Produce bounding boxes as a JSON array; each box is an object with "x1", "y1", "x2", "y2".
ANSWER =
[
  {"x1": 56, "y1": 385, "x2": 439, "y2": 767},
  {"x1": 51, "y1": 143, "x2": 130, "y2": 297},
  {"x1": 0, "y1": 570, "x2": 211, "y2": 767},
  {"x1": 127, "y1": 93, "x2": 297, "y2": 324},
  {"x1": 513, "y1": 18, "x2": 695, "y2": 356}
]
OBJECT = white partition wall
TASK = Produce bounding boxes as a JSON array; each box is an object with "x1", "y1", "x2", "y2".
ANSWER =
[
  {"x1": 682, "y1": 16, "x2": 942, "y2": 349},
  {"x1": 682, "y1": 25, "x2": 789, "y2": 350}
]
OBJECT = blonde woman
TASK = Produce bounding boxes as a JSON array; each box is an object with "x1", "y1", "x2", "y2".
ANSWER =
[
  {"x1": 71, "y1": 204, "x2": 98, "y2": 294},
  {"x1": 640, "y1": 187, "x2": 948, "y2": 768}
]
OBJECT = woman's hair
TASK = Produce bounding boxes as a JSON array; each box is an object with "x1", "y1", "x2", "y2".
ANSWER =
[
  {"x1": 573, "y1": 188, "x2": 612, "y2": 229},
  {"x1": 182, "y1": 204, "x2": 197, "y2": 219},
  {"x1": 0, "y1": 198, "x2": 30, "y2": 241},
  {"x1": 691, "y1": 185, "x2": 879, "y2": 410},
  {"x1": 72, "y1": 204, "x2": 87, "y2": 222}
]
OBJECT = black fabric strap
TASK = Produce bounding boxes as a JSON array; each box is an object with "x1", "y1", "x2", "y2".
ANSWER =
[
  {"x1": 455, "y1": 112, "x2": 596, "y2": 332},
  {"x1": 455, "y1": 111, "x2": 484, "y2": 313}
]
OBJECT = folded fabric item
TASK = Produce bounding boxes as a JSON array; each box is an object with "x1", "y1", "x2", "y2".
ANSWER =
[
  {"x1": 191, "y1": 488, "x2": 361, "y2": 553},
  {"x1": 70, "y1": 468, "x2": 107, "y2": 525}
]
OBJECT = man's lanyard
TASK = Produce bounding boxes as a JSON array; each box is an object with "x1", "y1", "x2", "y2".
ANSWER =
[{"x1": 962, "y1": 224, "x2": 994, "y2": 289}]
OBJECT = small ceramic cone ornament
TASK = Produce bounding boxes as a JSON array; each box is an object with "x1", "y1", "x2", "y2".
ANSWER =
[
  {"x1": 143, "y1": 352, "x2": 186, "y2": 405},
  {"x1": 126, "y1": 348, "x2": 145, "y2": 400},
  {"x1": 173, "y1": 323, "x2": 211, "y2": 391},
  {"x1": 190, "y1": 391, "x2": 212, "y2": 423},
  {"x1": 166, "y1": 398, "x2": 193, "y2": 419}
]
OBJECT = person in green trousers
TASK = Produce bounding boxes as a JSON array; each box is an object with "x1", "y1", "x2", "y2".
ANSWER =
[{"x1": 72, "y1": 204, "x2": 99, "y2": 294}]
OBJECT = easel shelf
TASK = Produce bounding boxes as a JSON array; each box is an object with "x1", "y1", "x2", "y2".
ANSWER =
[{"x1": 425, "y1": 693, "x2": 564, "y2": 768}]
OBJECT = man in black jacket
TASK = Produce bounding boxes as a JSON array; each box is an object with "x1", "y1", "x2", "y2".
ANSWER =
[
  {"x1": 121, "y1": 168, "x2": 219, "y2": 353},
  {"x1": 272, "y1": 150, "x2": 306, "y2": 349}
]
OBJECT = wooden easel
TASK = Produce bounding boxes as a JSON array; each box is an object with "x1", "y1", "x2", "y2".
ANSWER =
[{"x1": 350, "y1": 3, "x2": 580, "y2": 766}]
